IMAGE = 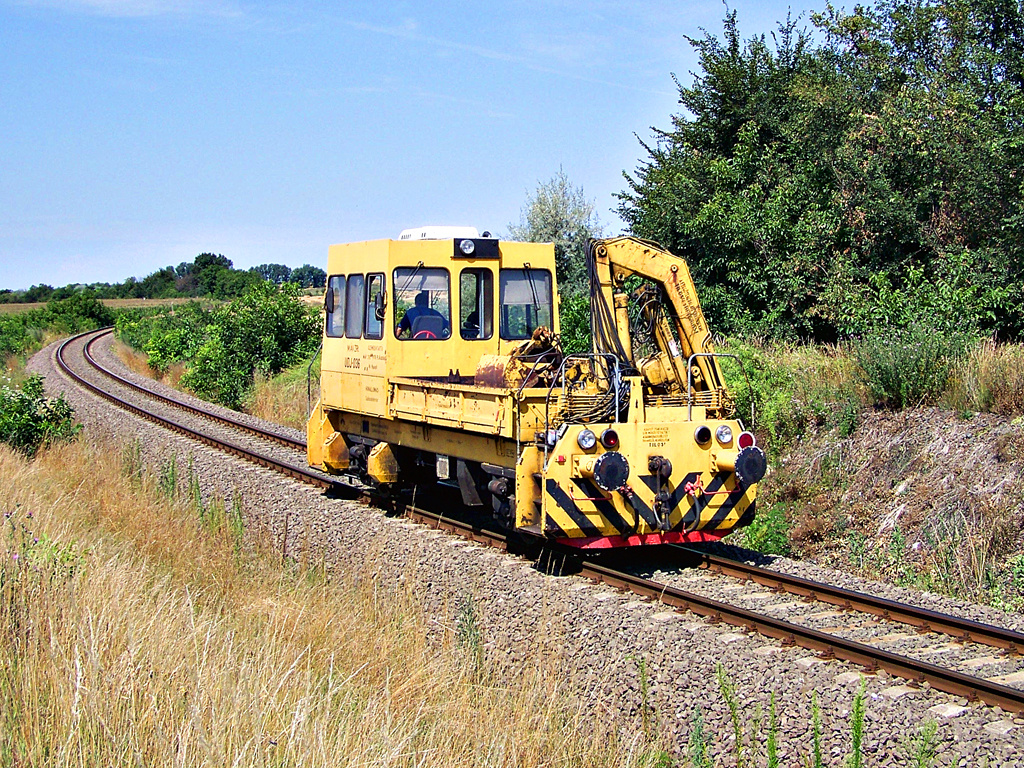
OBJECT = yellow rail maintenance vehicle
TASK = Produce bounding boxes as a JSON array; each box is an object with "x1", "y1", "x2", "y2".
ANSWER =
[{"x1": 307, "y1": 226, "x2": 766, "y2": 549}]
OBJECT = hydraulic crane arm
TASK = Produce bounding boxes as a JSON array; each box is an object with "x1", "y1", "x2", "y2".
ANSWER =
[{"x1": 587, "y1": 236, "x2": 732, "y2": 417}]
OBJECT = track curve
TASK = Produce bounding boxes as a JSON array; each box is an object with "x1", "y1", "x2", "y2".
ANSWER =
[{"x1": 56, "y1": 327, "x2": 1024, "y2": 715}]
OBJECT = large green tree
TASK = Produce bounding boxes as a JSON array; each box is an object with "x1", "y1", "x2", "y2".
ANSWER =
[{"x1": 618, "y1": 2, "x2": 1024, "y2": 341}]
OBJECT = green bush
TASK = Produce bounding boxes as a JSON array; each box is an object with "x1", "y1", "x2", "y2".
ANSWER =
[
  {"x1": 557, "y1": 291, "x2": 591, "y2": 356},
  {"x1": 0, "y1": 292, "x2": 115, "y2": 362},
  {"x1": 735, "y1": 502, "x2": 792, "y2": 556},
  {"x1": 118, "y1": 283, "x2": 320, "y2": 410},
  {"x1": 45, "y1": 292, "x2": 114, "y2": 333},
  {"x1": 0, "y1": 316, "x2": 34, "y2": 360},
  {"x1": 0, "y1": 375, "x2": 81, "y2": 457},
  {"x1": 854, "y1": 324, "x2": 972, "y2": 409}
]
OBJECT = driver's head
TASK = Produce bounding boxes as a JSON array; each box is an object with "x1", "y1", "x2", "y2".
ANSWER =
[{"x1": 414, "y1": 291, "x2": 428, "y2": 307}]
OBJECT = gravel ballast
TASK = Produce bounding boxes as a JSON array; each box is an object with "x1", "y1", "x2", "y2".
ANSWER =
[{"x1": 30, "y1": 334, "x2": 1024, "y2": 765}]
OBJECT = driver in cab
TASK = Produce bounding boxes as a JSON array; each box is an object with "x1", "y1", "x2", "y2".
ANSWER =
[{"x1": 396, "y1": 291, "x2": 448, "y2": 339}]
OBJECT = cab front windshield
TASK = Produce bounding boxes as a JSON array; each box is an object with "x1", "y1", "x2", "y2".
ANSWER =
[
  {"x1": 500, "y1": 268, "x2": 552, "y2": 339},
  {"x1": 393, "y1": 267, "x2": 451, "y2": 340}
]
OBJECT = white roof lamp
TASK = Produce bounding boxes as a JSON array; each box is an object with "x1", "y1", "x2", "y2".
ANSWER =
[{"x1": 398, "y1": 225, "x2": 485, "y2": 241}]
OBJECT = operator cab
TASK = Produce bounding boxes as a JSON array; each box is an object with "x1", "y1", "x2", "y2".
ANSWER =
[{"x1": 320, "y1": 227, "x2": 559, "y2": 413}]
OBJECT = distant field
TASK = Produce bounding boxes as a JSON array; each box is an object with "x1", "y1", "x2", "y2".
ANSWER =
[{"x1": 0, "y1": 298, "x2": 195, "y2": 315}]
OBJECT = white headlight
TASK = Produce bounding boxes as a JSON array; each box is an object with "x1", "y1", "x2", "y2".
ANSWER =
[
  {"x1": 716, "y1": 425, "x2": 733, "y2": 444},
  {"x1": 459, "y1": 239, "x2": 475, "y2": 255},
  {"x1": 577, "y1": 428, "x2": 597, "y2": 450}
]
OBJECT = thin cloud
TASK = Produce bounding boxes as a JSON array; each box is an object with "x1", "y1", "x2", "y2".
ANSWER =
[{"x1": 343, "y1": 17, "x2": 673, "y2": 96}]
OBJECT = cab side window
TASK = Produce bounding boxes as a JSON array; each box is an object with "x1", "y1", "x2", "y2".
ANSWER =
[
  {"x1": 345, "y1": 274, "x2": 365, "y2": 339},
  {"x1": 393, "y1": 267, "x2": 451, "y2": 340},
  {"x1": 325, "y1": 275, "x2": 346, "y2": 338},
  {"x1": 499, "y1": 268, "x2": 552, "y2": 339},
  {"x1": 364, "y1": 273, "x2": 384, "y2": 340},
  {"x1": 460, "y1": 268, "x2": 493, "y2": 340}
]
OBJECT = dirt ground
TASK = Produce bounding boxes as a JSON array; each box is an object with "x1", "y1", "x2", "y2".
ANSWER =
[{"x1": 771, "y1": 407, "x2": 1024, "y2": 607}]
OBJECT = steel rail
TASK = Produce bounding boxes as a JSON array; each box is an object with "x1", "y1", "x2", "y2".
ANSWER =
[
  {"x1": 55, "y1": 330, "x2": 341, "y2": 491},
  {"x1": 577, "y1": 560, "x2": 1024, "y2": 715},
  {"x1": 401, "y1": 504, "x2": 1024, "y2": 715},
  {"x1": 54, "y1": 328, "x2": 1024, "y2": 714},
  {"x1": 81, "y1": 327, "x2": 306, "y2": 452},
  {"x1": 680, "y1": 547, "x2": 1024, "y2": 654}
]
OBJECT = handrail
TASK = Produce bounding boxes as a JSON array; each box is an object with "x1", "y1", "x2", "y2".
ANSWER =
[{"x1": 306, "y1": 341, "x2": 323, "y2": 418}]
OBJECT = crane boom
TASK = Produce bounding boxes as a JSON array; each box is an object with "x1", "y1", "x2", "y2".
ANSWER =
[{"x1": 587, "y1": 236, "x2": 732, "y2": 418}]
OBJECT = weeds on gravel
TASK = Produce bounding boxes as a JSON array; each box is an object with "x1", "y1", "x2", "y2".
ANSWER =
[
  {"x1": 907, "y1": 720, "x2": 939, "y2": 767},
  {"x1": 846, "y1": 682, "x2": 867, "y2": 768},
  {"x1": 765, "y1": 693, "x2": 778, "y2": 768},
  {"x1": 702, "y1": 670, "x2": 881, "y2": 768},
  {"x1": 716, "y1": 663, "x2": 746, "y2": 768},
  {"x1": 810, "y1": 691, "x2": 823, "y2": 768},
  {"x1": 631, "y1": 655, "x2": 656, "y2": 737},
  {"x1": 688, "y1": 706, "x2": 714, "y2": 768}
]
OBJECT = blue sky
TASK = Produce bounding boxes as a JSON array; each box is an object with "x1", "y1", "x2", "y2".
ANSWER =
[{"x1": 0, "y1": 0, "x2": 819, "y2": 290}]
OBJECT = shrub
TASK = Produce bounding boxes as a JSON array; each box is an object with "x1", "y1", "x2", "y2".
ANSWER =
[
  {"x1": 45, "y1": 291, "x2": 114, "y2": 333},
  {"x1": 118, "y1": 283, "x2": 321, "y2": 410},
  {"x1": 0, "y1": 316, "x2": 32, "y2": 360},
  {"x1": 735, "y1": 502, "x2": 792, "y2": 556},
  {"x1": 853, "y1": 323, "x2": 972, "y2": 409},
  {"x1": 180, "y1": 282, "x2": 320, "y2": 409},
  {"x1": 557, "y1": 291, "x2": 591, "y2": 356},
  {"x1": 0, "y1": 375, "x2": 80, "y2": 457}
]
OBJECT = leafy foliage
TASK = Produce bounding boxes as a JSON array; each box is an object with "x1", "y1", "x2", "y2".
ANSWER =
[
  {"x1": 719, "y1": 338, "x2": 861, "y2": 450},
  {"x1": 117, "y1": 282, "x2": 321, "y2": 410},
  {"x1": 0, "y1": 375, "x2": 80, "y2": 457},
  {"x1": 0, "y1": 291, "x2": 116, "y2": 360},
  {"x1": 618, "y1": 2, "x2": 1024, "y2": 341},
  {"x1": 508, "y1": 169, "x2": 603, "y2": 296},
  {"x1": 736, "y1": 502, "x2": 793, "y2": 556}
]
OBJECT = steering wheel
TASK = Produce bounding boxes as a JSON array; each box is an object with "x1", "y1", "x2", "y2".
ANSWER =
[{"x1": 412, "y1": 329, "x2": 437, "y2": 340}]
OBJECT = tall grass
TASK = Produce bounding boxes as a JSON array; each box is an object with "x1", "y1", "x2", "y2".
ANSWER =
[
  {"x1": 112, "y1": 339, "x2": 186, "y2": 389},
  {"x1": 0, "y1": 438, "x2": 655, "y2": 766},
  {"x1": 944, "y1": 339, "x2": 1024, "y2": 415},
  {"x1": 245, "y1": 353, "x2": 320, "y2": 431}
]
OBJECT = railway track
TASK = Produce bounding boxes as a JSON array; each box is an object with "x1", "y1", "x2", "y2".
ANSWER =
[{"x1": 56, "y1": 327, "x2": 1024, "y2": 715}]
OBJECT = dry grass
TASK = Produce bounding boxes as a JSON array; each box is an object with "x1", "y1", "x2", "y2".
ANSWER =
[
  {"x1": 113, "y1": 338, "x2": 315, "y2": 430},
  {"x1": 113, "y1": 339, "x2": 187, "y2": 389},
  {"x1": 945, "y1": 339, "x2": 1024, "y2": 415},
  {"x1": 0, "y1": 438, "x2": 657, "y2": 767},
  {"x1": 246, "y1": 358, "x2": 320, "y2": 431}
]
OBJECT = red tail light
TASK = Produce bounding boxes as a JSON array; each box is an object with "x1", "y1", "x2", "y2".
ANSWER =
[
  {"x1": 600, "y1": 429, "x2": 619, "y2": 449},
  {"x1": 738, "y1": 431, "x2": 756, "y2": 450}
]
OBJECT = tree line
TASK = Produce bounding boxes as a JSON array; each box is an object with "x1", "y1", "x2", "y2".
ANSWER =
[
  {"x1": 1, "y1": 254, "x2": 326, "y2": 304},
  {"x1": 617, "y1": 0, "x2": 1024, "y2": 342}
]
